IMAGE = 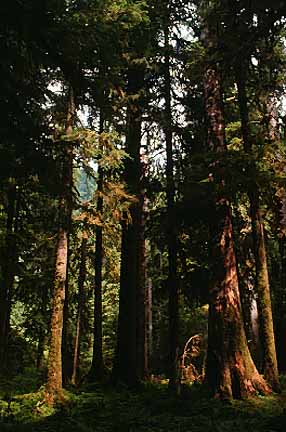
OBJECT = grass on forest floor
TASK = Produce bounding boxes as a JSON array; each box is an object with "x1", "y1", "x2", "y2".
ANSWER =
[{"x1": 0, "y1": 378, "x2": 286, "y2": 431}]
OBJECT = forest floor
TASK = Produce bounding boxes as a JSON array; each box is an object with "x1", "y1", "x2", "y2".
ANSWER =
[{"x1": 0, "y1": 375, "x2": 286, "y2": 431}]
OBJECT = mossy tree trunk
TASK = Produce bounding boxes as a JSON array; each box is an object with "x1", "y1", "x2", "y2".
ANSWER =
[
  {"x1": 202, "y1": 15, "x2": 270, "y2": 397},
  {"x1": 45, "y1": 86, "x2": 75, "y2": 402},
  {"x1": 236, "y1": 66, "x2": 279, "y2": 392}
]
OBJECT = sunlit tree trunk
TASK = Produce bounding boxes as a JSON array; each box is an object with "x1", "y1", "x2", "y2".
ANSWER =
[
  {"x1": 236, "y1": 66, "x2": 279, "y2": 391},
  {"x1": 45, "y1": 86, "x2": 75, "y2": 402},
  {"x1": 202, "y1": 15, "x2": 270, "y2": 398}
]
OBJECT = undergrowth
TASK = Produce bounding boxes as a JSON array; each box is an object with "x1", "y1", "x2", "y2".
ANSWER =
[{"x1": 0, "y1": 375, "x2": 286, "y2": 431}]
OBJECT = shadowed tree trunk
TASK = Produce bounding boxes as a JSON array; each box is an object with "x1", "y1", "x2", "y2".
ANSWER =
[
  {"x1": 0, "y1": 181, "x2": 18, "y2": 371},
  {"x1": 137, "y1": 198, "x2": 148, "y2": 379},
  {"x1": 62, "y1": 241, "x2": 73, "y2": 385},
  {"x1": 113, "y1": 66, "x2": 145, "y2": 387},
  {"x1": 163, "y1": 9, "x2": 179, "y2": 393},
  {"x1": 277, "y1": 236, "x2": 286, "y2": 372},
  {"x1": 89, "y1": 113, "x2": 105, "y2": 381},
  {"x1": 202, "y1": 12, "x2": 270, "y2": 398},
  {"x1": 71, "y1": 236, "x2": 87, "y2": 385},
  {"x1": 235, "y1": 66, "x2": 280, "y2": 392},
  {"x1": 45, "y1": 86, "x2": 75, "y2": 402},
  {"x1": 37, "y1": 284, "x2": 49, "y2": 370}
]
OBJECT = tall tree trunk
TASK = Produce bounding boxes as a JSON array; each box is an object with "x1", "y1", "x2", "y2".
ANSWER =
[
  {"x1": 37, "y1": 284, "x2": 49, "y2": 370},
  {"x1": 202, "y1": 16, "x2": 270, "y2": 397},
  {"x1": 236, "y1": 67, "x2": 280, "y2": 392},
  {"x1": 71, "y1": 237, "x2": 87, "y2": 385},
  {"x1": 276, "y1": 236, "x2": 286, "y2": 372},
  {"x1": 137, "y1": 203, "x2": 148, "y2": 379},
  {"x1": 113, "y1": 66, "x2": 144, "y2": 387},
  {"x1": 45, "y1": 86, "x2": 75, "y2": 402},
  {"x1": 0, "y1": 181, "x2": 18, "y2": 371},
  {"x1": 89, "y1": 113, "x2": 105, "y2": 381},
  {"x1": 145, "y1": 276, "x2": 153, "y2": 375},
  {"x1": 62, "y1": 240, "x2": 73, "y2": 385},
  {"x1": 164, "y1": 14, "x2": 180, "y2": 393}
]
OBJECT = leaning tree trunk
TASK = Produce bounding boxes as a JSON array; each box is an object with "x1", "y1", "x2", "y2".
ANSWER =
[
  {"x1": 236, "y1": 66, "x2": 279, "y2": 392},
  {"x1": 113, "y1": 66, "x2": 145, "y2": 387},
  {"x1": 202, "y1": 14, "x2": 270, "y2": 397},
  {"x1": 45, "y1": 86, "x2": 75, "y2": 402},
  {"x1": 0, "y1": 181, "x2": 18, "y2": 371},
  {"x1": 163, "y1": 14, "x2": 180, "y2": 393}
]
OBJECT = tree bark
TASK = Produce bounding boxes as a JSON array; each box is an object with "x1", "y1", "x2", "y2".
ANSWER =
[
  {"x1": 71, "y1": 237, "x2": 87, "y2": 385},
  {"x1": 202, "y1": 17, "x2": 270, "y2": 397},
  {"x1": 113, "y1": 66, "x2": 145, "y2": 387},
  {"x1": 89, "y1": 113, "x2": 105, "y2": 381},
  {"x1": 164, "y1": 13, "x2": 180, "y2": 393},
  {"x1": 276, "y1": 236, "x2": 286, "y2": 372},
  {"x1": 45, "y1": 86, "x2": 75, "y2": 402},
  {"x1": 0, "y1": 181, "x2": 18, "y2": 371},
  {"x1": 62, "y1": 239, "x2": 73, "y2": 385},
  {"x1": 37, "y1": 284, "x2": 49, "y2": 370},
  {"x1": 236, "y1": 66, "x2": 280, "y2": 392}
]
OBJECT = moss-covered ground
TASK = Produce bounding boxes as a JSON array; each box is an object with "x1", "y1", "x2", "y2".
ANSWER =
[{"x1": 1, "y1": 376, "x2": 286, "y2": 431}]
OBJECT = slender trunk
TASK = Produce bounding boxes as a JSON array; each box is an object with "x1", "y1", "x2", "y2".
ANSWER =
[
  {"x1": 0, "y1": 182, "x2": 18, "y2": 371},
  {"x1": 113, "y1": 67, "x2": 144, "y2": 387},
  {"x1": 137, "y1": 210, "x2": 147, "y2": 379},
  {"x1": 45, "y1": 86, "x2": 75, "y2": 401},
  {"x1": 71, "y1": 237, "x2": 87, "y2": 385},
  {"x1": 276, "y1": 236, "x2": 286, "y2": 372},
  {"x1": 89, "y1": 114, "x2": 105, "y2": 381},
  {"x1": 164, "y1": 17, "x2": 179, "y2": 393},
  {"x1": 37, "y1": 284, "x2": 49, "y2": 370},
  {"x1": 145, "y1": 276, "x2": 153, "y2": 376},
  {"x1": 202, "y1": 18, "x2": 270, "y2": 397},
  {"x1": 236, "y1": 67, "x2": 279, "y2": 391},
  {"x1": 62, "y1": 239, "x2": 73, "y2": 385}
]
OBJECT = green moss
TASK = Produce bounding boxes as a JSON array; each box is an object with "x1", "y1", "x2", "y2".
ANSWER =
[{"x1": 0, "y1": 382, "x2": 286, "y2": 431}]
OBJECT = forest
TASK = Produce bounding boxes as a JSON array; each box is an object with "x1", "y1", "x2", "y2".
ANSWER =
[{"x1": 2, "y1": 0, "x2": 286, "y2": 430}]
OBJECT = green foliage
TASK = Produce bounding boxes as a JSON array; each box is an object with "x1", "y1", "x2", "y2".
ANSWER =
[{"x1": 1, "y1": 384, "x2": 286, "y2": 431}]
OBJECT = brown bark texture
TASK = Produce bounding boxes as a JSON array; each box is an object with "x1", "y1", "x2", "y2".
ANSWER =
[
  {"x1": 236, "y1": 67, "x2": 279, "y2": 392},
  {"x1": 71, "y1": 237, "x2": 87, "y2": 385},
  {"x1": 164, "y1": 20, "x2": 180, "y2": 393},
  {"x1": 202, "y1": 18, "x2": 270, "y2": 397},
  {"x1": 113, "y1": 66, "x2": 145, "y2": 386},
  {"x1": 45, "y1": 86, "x2": 75, "y2": 401}
]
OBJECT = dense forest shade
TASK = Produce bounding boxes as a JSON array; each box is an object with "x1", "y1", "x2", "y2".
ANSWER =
[{"x1": 1, "y1": 0, "x2": 286, "y2": 416}]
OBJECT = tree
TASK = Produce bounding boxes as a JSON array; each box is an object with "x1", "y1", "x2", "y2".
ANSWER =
[
  {"x1": 45, "y1": 86, "x2": 75, "y2": 402},
  {"x1": 201, "y1": 3, "x2": 270, "y2": 399}
]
